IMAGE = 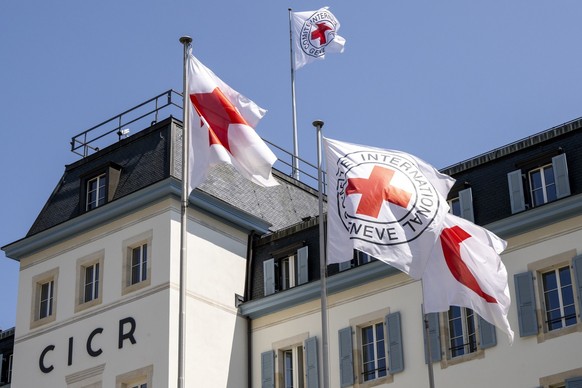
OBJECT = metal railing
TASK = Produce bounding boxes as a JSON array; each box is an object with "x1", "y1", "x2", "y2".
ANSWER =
[{"x1": 69, "y1": 90, "x2": 325, "y2": 191}]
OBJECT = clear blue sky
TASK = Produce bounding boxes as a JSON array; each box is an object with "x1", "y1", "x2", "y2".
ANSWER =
[{"x1": 2, "y1": 1, "x2": 582, "y2": 330}]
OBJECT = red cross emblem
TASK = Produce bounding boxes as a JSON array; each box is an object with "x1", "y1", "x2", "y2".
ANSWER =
[
  {"x1": 346, "y1": 166, "x2": 412, "y2": 218},
  {"x1": 441, "y1": 226, "x2": 497, "y2": 303},
  {"x1": 311, "y1": 22, "x2": 332, "y2": 45},
  {"x1": 189, "y1": 87, "x2": 247, "y2": 152}
]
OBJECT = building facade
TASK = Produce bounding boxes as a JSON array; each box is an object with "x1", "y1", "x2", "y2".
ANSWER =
[{"x1": 3, "y1": 102, "x2": 582, "y2": 387}]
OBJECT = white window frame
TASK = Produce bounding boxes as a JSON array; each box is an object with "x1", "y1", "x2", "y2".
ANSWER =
[
  {"x1": 448, "y1": 197, "x2": 461, "y2": 217},
  {"x1": 75, "y1": 251, "x2": 104, "y2": 312},
  {"x1": 30, "y1": 268, "x2": 59, "y2": 329},
  {"x1": 273, "y1": 333, "x2": 309, "y2": 388},
  {"x1": 276, "y1": 254, "x2": 297, "y2": 291},
  {"x1": 122, "y1": 232, "x2": 153, "y2": 295},
  {"x1": 86, "y1": 173, "x2": 107, "y2": 211},
  {"x1": 360, "y1": 321, "x2": 387, "y2": 382},
  {"x1": 446, "y1": 306, "x2": 477, "y2": 359},
  {"x1": 528, "y1": 163, "x2": 557, "y2": 207},
  {"x1": 130, "y1": 244, "x2": 148, "y2": 286}
]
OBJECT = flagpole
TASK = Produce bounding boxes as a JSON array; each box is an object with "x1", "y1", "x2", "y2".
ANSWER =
[
  {"x1": 178, "y1": 35, "x2": 192, "y2": 388},
  {"x1": 421, "y1": 279, "x2": 436, "y2": 388},
  {"x1": 288, "y1": 8, "x2": 300, "y2": 180},
  {"x1": 313, "y1": 119, "x2": 330, "y2": 388}
]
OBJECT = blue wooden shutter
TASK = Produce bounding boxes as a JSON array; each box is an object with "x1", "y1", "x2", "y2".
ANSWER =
[
  {"x1": 305, "y1": 336, "x2": 319, "y2": 388},
  {"x1": 514, "y1": 271, "x2": 538, "y2": 337},
  {"x1": 260, "y1": 350, "x2": 275, "y2": 388},
  {"x1": 297, "y1": 246, "x2": 309, "y2": 285},
  {"x1": 566, "y1": 377, "x2": 582, "y2": 388},
  {"x1": 263, "y1": 259, "x2": 275, "y2": 296},
  {"x1": 507, "y1": 170, "x2": 526, "y2": 213},
  {"x1": 338, "y1": 327, "x2": 354, "y2": 387},
  {"x1": 572, "y1": 255, "x2": 582, "y2": 318},
  {"x1": 552, "y1": 153, "x2": 571, "y2": 199},
  {"x1": 423, "y1": 312, "x2": 441, "y2": 363},
  {"x1": 477, "y1": 315, "x2": 497, "y2": 349},
  {"x1": 386, "y1": 312, "x2": 404, "y2": 373},
  {"x1": 458, "y1": 187, "x2": 475, "y2": 222}
]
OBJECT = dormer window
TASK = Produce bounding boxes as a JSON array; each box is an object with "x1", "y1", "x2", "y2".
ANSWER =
[
  {"x1": 86, "y1": 173, "x2": 107, "y2": 210},
  {"x1": 80, "y1": 163, "x2": 121, "y2": 213}
]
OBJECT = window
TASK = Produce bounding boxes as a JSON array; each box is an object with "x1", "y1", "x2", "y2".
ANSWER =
[
  {"x1": 281, "y1": 346, "x2": 304, "y2": 388},
  {"x1": 7, "y1": 353, "x2": 12, "y2": 384},
  {"x1": 539, "y1": 367, "x2": 582, "y2": 388},
  {"x1": 86, "y1": 173, "x2": 107, "y2": 210},
  {"x1": 115, "y1": 365, "x2": 152, "y2": 388},
  {"x1": 261, "y1": 334, "x2": 318, "y2": 388},
  {"x1": 339, "y1": 249, "x2": 375, "y2": 271},
  {"x1": 361, "y1": 322, "x2": 387, "y2": 381},
  {"x1": 542, "y1": 266, "x2": 576, "y2": 331},
  {"x1": 31, "y1": 268, "x2": 59, "y2": 328},
  {"x1": 76, "y1": 252, "x2": 104, "y2": 312},
  {"x1": 529, "y1": 164, "x2": 557, "y2": 207},
  {"x1": 424, "y1": 309, "x2": 496, "y2": 366},
  {"x1": 263, "y1": 246, "x2": 308, "y2": 296},
  {"x1": 122, "y1": 232, "x2": 153, "y2": 295},
  {"x1": 81, "y1": 164, "x2": 122, "y2": 212},
  {"x1": 515, "y1": 251, "x2": 582, "y2": 340},
  {"x1": 339, "y1": 309, "x2": 403, "y2": 386},
  {"x1": 39, "y1": 280, "x2": 54, "y2": 319},
  {"x1": 447, "y1": 307, "x2": 477, "y2": 358},
  {"x1": 449, "y1": 198, "x2": 461, "y2": 217},
  {"x1": 130, "y1": 244, "x2": 148, "y2": 285},
  {"x1": 448, "y1": 187, "x2": 474, "y2": 222},
  {"x1": 507, "y1": 153, "x2": 570, "y2": 214}
]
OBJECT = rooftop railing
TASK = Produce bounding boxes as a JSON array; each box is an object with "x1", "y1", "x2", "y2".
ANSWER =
[{"x1": 70, "y1": 90, "x2": 324, "y2": 191}]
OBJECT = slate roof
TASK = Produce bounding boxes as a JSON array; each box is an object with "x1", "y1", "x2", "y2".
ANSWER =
[{"x1": 26, "y1": 117, "x2": 321, "y2": 238}]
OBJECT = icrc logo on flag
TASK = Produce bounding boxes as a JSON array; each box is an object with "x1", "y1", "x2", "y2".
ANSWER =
[
  {"x1": 333, "y1": 150, "x2": 441, "y2": 246},
  {"x1": 299, "y1": 9, "x2": 340, "y2": 58}
]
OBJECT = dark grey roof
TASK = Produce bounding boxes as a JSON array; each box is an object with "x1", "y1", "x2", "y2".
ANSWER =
[{"x1": 25, "y1": 117, "x2": 321, "y2": 238}]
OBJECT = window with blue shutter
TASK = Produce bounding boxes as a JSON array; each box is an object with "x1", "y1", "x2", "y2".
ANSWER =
[
  {"x1": 304, "y1": 336, "x2": 319, "y2": 388},
  {"x1": 338, "y1": 327, "x2": 354, "y2": 387},
  {"x1": 423, "y1": 312, "x2": 441, "y2": 363},
  {"x1": 261, "y1": 350, "x2": 275, "y2": 388},
  {"x1": 386, "y1": 312, "x2": 404, "y2": 373},
  {"x1": 514, "y1": 271, "x2": 539, "y2": 337},
  {"x1": 297, "y1": 246, "x2": 309, "y2": 286},
  {"x1": 263, "y1": 259, "x2": 275, "y2": 296},
  {"x1": 552, "y1": 153, "x2": 571, "y2": 199},
  {"x1": 478, "y1": 315, "x2": 497, "y2": 349},
  {"x1": 566, "y1": 376, "x2": 582, "y2": 388},
  {"x1": 458, "y1": 187, "x2": 475, "y2": 222},
  {"x1": 507, "y1": 170, "x2": 526, "y2": 214}
]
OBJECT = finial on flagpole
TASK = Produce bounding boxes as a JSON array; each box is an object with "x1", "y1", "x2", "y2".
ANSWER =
[
  {"x1": 313, "y1": 120, "x2": 324, "y2": 129},
  {"x1": 179, "y1": 36, "x2": 192, "y2": 45}
]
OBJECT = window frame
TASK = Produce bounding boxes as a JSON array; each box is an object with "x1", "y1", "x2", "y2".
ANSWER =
[
  {"x1": 349, "y1": 308, "x2": 394, "y2": 387},
  {"x1": 75, "y1": 251, "x2": 104, "y2": 313},
  {"x1": 526, "y1": 250, "x2": 582, "y2": 342},
  {"x1": 122, "y1": 232, "x2": 153, "y2": 295},
  {"x1": 86, "y1": 173, "x2": 108, "y2": 211},
  {"x1": 528, "y1": 163, "x2": 557, "y2": 207},
  {"x1": 30, "y1": 268, "x2": 59, "y2": 329},
  {"x1": 272, "y1": 333, "x2": 309, "y2": 388},
  {"x1": 115, "y1": 365, "x2": 153, "y2": 388},
  {"x1": 445, "y1": 306, "x2": 477, "y2": 359},
  {"x1": 360, "y1": 321, "x2": 387, "y2": 382}
]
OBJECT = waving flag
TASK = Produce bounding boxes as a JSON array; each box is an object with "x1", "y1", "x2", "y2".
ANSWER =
[
  {"x1": 422, "y1": 213, "x2": 514, "y2": 342},
  {"x1": 324, "y1": 137, "x2": 454, "y2": 279},
  {"x1": 291, "y1": 7, "x2": 346, "y2": 70},
  {"x1": 186, "y1": 52, "x2": 278, "y2": 192}
]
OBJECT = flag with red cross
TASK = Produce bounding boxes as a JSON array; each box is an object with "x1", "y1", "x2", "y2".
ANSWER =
[{"x1": 324, "y1": 137, "x2": 455, "y2": 279}]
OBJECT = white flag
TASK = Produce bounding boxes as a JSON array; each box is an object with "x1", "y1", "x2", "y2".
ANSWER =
[
  {"x1": 291, "y1": 7, "x2": 346, "y2": 70},
  {"x1": 422, "y1": 213, "x2": 514, "y2": 342},
  {"x1": 186, "y1": 52, "x2": 278, "y2": 192},
  {"x1": 324, "y1": 137, "x2": 454, "y2": 279}
]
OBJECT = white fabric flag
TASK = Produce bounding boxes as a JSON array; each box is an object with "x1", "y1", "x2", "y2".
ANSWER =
[
  {"x1": 324, "y1": 137, "x2": 455, "y2": 279},
  {"x1": 291, "y1": 7, "x2": 346, "y2": 70},
  {"x1": 186, "y1": 52, "x2": 278, "y2": 192},
  {"x1": 422, "y1": 213, "x2": 514, "y2": 342}
]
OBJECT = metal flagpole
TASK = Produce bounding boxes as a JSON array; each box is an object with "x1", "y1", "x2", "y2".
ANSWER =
[
  {"x1": 288, "y1": 8, "x2": 300, "y2": 180},
  {"x1": 421, "y1": 279, "x2": 436, "y2": 388},
  {"x1": 313, "y1": 120, "x2": 330, "y2": 388},
  {"x1": 178, "y1": 35, "x2": 192, "y2": 388}
]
